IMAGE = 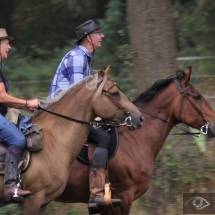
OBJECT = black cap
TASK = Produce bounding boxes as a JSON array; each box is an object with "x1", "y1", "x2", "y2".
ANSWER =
[{"x1": 75, "y1": 20, "x2": 102, "y2": 44}]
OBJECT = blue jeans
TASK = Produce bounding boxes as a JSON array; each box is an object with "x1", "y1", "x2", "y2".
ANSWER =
[{"x1": 0, "y1": 114, "x2": 26, "y2": 148}]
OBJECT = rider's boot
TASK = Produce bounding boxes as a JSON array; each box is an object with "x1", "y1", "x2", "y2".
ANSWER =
[
  {"x1": 4, "y1": 154, "x2": 31, "y2": 201},
  {"x1": 88, "y1": 168, "x2": 122, "y2": 211}
]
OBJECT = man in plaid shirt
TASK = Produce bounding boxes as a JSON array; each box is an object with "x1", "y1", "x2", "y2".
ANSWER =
[
  {"x1": 49, "y1": 20, "x2": 103, "y2": 98},
  {"x1": 48, "y1": 45, "x2": 92, "y2": 98},
  {"x1": 48, "y1": 20, "x2": 122, "y2": 212}
]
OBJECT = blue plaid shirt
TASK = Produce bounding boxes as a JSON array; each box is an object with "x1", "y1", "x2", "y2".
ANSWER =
[{"x1": 49, "y1": 45, "x2": 92, "y2": 98}]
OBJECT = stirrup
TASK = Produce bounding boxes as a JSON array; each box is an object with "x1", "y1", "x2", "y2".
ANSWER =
[
  {"x1": 104, "y1": 183, "x2": 111, "y2": 205},
  {"x1": 12, "y1": 173, "x2": 24, "y2": 201},
  {"x1": 12, "y1": 187, "x2": 24, "y2": 202}
]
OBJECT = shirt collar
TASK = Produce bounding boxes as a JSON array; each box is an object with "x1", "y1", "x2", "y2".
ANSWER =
[{"x1": 78, "y1": 45, "x2": 92, "y2": 59}]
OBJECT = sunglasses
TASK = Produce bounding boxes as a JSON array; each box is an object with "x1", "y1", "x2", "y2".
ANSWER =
[{"x1": 90, "y1": 31, "x2": 103, "y2": 36}]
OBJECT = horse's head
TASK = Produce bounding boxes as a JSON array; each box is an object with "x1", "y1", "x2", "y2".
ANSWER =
[
  {"x1": 172, "y1": 66, "x2": 215, "y2": 138},
  {"x1": 92, "y1": 65, "x2": 144, "y2": 130}
]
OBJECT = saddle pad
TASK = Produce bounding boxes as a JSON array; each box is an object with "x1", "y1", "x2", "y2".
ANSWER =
[{"x1": 77, "y1": 127, "x2": 118, "y2": 164}]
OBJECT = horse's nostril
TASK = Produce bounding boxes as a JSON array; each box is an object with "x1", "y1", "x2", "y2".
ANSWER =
[{"x1": 140, "y1": 116, "x2": 144, "y2": 123}]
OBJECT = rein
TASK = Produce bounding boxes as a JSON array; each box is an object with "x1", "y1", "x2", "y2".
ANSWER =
[
  {"x1": 137, "y1": 79, "x2": 209, "y2": 138},
  {"x1": 37, "y1": 82, "x2": 133, "y2": 127},
  {"x1": 138, "y1": 107, "x2": 201, "y2": 137}
]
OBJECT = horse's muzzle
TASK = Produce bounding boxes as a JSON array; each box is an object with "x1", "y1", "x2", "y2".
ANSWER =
[{"x1": 127, "y1": 115, "x2": 144, "y2": 131}]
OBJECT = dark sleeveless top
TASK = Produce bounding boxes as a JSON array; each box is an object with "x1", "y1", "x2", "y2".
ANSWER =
[{"x1": 0, "y1": 69, "x2": 9, "y2": 116}]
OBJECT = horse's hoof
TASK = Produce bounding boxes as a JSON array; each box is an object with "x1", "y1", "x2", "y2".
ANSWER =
[{"x1": 88, "y1": 207, "x2": 101, "y2": 215}]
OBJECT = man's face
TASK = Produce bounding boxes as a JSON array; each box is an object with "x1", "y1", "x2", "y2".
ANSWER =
[
  {"x1": 89, "y1": 30, "x2": 105, "y2": 50},
  {"x1": 0, "y1": 39, "x2": 11, "y2": 60}
]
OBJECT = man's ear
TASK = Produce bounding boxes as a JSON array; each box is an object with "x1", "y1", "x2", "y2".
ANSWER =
[{"x1": 86, "y1": 34, "x2": 92, "y2": 43}]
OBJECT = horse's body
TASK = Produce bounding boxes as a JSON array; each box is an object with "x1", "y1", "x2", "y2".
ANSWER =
[
  {"x1": 0, "y1": 67, "x2": 143, "y2": 215},
  {"x1": 56, "y1": 67, "x2": 215, "y2": 215}
]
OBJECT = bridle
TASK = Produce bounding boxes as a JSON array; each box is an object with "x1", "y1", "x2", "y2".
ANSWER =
[
  {"x1": 173, "y1": 79, "x2": 209, "y2": 135},
  {"x1": 102, "y1": 82, "x2": 132, "y2": 126},
  {"x1": 37, "y1": 81, "x2": 133, "y2": 127},
  {"x1": 138, "y1": 79, "x2": 209, "y2": 137}
]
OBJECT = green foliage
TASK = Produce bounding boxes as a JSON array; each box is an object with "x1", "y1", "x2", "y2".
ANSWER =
[
  {"x1": 174, "y1": 0, "x2": 215, "y2": 75},
  {"x1": 3, "y1": 0, "x2": 135, "y2": 99},
  {"x1": 66, "y1": 209, "x2": 85, "y2": 215},
  {"x1": 12, "y1": 0, "x2": 105, "y2": 58},
  {"x1": 92, "y1": 0, "x2": 135, "y2": 96},
  {"x1": 0, "y1": 204, "x2": 22, "y2": 215},
  {"x1": 3, "y1": 45, "x2": 73, "y2": 98},
  {"x1": 154, "y1": 137, "x2": 212, "y2": 189},
  {"x1": 143, "y1": 134, "x2": 215, "y2": 214}
]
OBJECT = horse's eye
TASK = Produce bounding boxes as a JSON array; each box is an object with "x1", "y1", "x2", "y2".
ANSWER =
[
  {"x1": 194, "y1": 95, "x2": 201, "y2": 101},
  {"x1": 110, "y1": 92, "x2": 119, "y2": 97}
]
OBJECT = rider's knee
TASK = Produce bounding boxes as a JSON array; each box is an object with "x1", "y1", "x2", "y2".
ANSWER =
[{"x1": 15, "y1": 134, "x2": 26, "y2": 149}]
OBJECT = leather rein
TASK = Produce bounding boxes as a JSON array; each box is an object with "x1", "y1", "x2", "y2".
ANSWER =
[
  {"x1": 37, "y1": 82, "x2": 133, "y2": 127},
  {"x1": 138, "y1": 79, "x2": 209, "y2": 138}
]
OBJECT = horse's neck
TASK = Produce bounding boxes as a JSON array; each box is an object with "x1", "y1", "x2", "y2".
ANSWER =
[
  {"x1": 136, "y1": 102, "x2": 175, "y2": 159},
  {"x1": 34, "y1": 86, "x2": 95, "y2": 163}
]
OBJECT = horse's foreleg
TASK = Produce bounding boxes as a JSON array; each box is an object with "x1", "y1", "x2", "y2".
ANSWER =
[
  {"x1": 39, "y1": 205, "x2": 47, "y2": 215},
  {"x1": 22, "y1": 194, "x2": 44, "y2": 215}
]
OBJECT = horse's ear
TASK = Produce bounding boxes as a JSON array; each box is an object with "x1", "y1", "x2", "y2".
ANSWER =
[
  {"x1": 98, "y1": 65, "x2": 104, "y2": 72},
  {"x1": 104, "y1": 65, "x2": 111, "y2": 76},
  {"x1": 98, "y1": 65, "x2": 105, "y2": 78},
  {"x1": 181, "y1": 66, "x2": 192, "y2": 85}
]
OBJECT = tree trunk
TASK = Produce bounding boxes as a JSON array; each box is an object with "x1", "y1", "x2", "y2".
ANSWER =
[{"x1": 127, "y1": 0, "x2": 177, "y2": 93}]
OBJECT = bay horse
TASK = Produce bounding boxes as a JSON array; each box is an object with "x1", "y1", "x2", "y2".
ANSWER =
[
  {"x1": 56, "y1": 66, "x2": 215, "y2": 215},
  {"x1": 0, "y1": 66, "x2": 143, "y2": 215}
]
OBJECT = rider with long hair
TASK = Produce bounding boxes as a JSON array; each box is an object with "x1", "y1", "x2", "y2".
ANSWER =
[{"x1": 0, "y1": 29, "x2": 40, "y2": 201}]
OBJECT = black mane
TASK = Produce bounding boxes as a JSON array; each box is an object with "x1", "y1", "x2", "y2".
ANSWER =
[{"x1": 133, "y1": 69, "x2": 185, "y2": 104}]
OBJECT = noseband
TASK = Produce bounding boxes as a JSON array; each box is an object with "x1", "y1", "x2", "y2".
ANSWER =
[{"x1": 173, "y1": 79, "x2": 209, "y2": 135}]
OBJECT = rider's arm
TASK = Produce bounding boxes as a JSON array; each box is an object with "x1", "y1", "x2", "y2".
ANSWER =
[{"x1": 0, "y1": 82, "x2": 39, "y2": 111}]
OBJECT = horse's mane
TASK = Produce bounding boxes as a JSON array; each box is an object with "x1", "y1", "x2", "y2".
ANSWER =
[
  {"x1": 133, "y1": 69, "x2": 185, "y2": 104},
  {"x1": 34, "y1": 73, "x2": 107, "y2": 116}
]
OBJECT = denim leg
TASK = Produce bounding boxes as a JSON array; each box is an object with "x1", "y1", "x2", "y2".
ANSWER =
[{"x1": 0, "y1": 114, "x2": 26, "y2": 149}]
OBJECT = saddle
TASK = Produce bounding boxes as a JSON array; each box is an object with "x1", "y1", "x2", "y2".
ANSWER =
[
  {"x1": 77, "y1": 126, "x2": 119, "y2": 165},
  {"x1": 0, "y1": 108, "x2": 43, "y2": 176}
]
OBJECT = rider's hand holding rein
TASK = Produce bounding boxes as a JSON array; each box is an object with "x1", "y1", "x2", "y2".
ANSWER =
[
  {"x1": 19, "y1": 99, "x2": 40, "y2": 112},
  {"x1": 0, "y1": 83, "x2": 40, "y2": 112}
]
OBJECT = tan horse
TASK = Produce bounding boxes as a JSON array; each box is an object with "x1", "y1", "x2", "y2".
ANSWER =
[
  {"x1": 56, "y1": 66, "x2": 215, "y2": 214},
  {"x1": 0, "y1": 66, "x2": 143, "y2": 214}
]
